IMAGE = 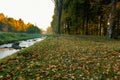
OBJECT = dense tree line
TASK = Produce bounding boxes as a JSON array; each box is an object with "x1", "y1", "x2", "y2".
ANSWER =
[
  {"x1": 0, "y1": 13, "x2": 41, "y2": 34},
  {"x1": 51, "y1": 0, "x2": 120, "y2": 38}
]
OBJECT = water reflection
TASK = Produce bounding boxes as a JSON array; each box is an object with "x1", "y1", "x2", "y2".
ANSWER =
[
  {"x1": 0, "y1": 43, "x2": 12, "y2": 48},
  {"x1": 0, "y1": 37, "x2": 46, "y2": 59},
  {"x1": 0, "y1": 48, "x2": 18, "y2": 59}
]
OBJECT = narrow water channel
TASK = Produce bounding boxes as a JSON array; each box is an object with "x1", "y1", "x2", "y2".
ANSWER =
[{"x1": 0, "y1": 37, "x2": 46, "y2": 59}]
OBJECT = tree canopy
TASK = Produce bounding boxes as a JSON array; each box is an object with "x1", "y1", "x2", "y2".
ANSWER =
[
  {"x1": 0, "y1": 13, "x2": 41, "y2": 34},
  {"x1": 51, "y1": 0, "x2": 120, "y2": 38}
]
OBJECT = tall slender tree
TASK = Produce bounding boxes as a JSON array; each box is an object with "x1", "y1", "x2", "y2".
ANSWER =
[
  {"x1": 109, "y1": 0, "x2": 117, "y2": 38},
  {"x1": 53, "y1": 0, "x2": 63, "y2": 34},
  {"x1": 84, "y1": 0, "x2": 90, "y2": 35}
]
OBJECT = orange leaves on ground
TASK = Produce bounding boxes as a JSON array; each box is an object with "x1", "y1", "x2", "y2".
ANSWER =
[{"x1": 0, "y1": 35, "x2": 120, "y2": 79}]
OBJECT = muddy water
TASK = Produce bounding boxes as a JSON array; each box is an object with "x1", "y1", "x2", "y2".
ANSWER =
[{"x1": 0, "y1": 37, "x2": 46, "y2": 59}]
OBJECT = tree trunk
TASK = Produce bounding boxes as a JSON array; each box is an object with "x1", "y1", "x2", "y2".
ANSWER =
[
  {"x1": 99, "y1": 16, "x2": 102, "y2": 36},
  {"x1": 109, "y1": 0, "x2": 116, "y2": 38},
  {"x1": 56, "y1": 0, "x2": 63, "y2": 34},
  {"x1": 85, "y1": 0, "x2": 90, "y2": 35},
  {"x1": 82, "y1": 18, "x2": 85, "y2": 35},
  {"x1": 85, "y1": 14, "x2": 89, "y2": 35}
]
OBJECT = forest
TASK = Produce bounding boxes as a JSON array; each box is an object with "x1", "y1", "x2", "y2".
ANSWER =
[
  {"x1": 0, "y1": 13, "x2": 41, "y2": 34},
  {"x1": 51, "y1": 0, "x2": 120, "y2": 38}
]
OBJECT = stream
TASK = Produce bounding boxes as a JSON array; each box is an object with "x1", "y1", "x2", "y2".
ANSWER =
[{"x1": 0, "y1": 37, "x2": 46, "y2": 59}]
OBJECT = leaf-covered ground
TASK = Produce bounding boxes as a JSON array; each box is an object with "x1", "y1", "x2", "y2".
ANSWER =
[{"x1": 0, "y1": 35, "x2": 120, "y2": 80}]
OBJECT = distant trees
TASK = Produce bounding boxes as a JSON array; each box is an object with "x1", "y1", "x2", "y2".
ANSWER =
[
  {"x1": 51, "y1": 0, "x2": 120, "y2": 38},
  {"x1": 0, "y1": 13, "x2": 41, "y2": 34},
  {"x1": 26, "y1": 24, "x2": 41, "y2": 34},
  {"x1": 46, "y1": 26, "x2": 53, "y2": 34}
]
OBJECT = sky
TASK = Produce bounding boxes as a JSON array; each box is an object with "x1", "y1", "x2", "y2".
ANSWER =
[{"x1": 0, "y1": 0, "x2": 54, "y2": 31}]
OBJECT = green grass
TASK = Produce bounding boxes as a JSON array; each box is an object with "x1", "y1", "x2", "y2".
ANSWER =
[
  {"x1": 0, "y1": 35, "x2": 120, "y2": 79},
  {"x1": 0, "y1": 32, "x2": 43, "y2": 44}
]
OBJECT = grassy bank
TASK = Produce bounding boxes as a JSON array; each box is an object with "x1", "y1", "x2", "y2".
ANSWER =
[
  {"x1": 0, "y1": 32, "x2": 42, "y2": 44},
  {"x1": 0, "y1": 35, "x2": 120, "y2": 79}
]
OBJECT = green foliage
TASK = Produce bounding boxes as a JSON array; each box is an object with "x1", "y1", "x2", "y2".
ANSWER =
[
  {"x1": 26, "y1": 25, "x2": 41, "y2": 34},
  {"x1": 51, "y1": 0, "x2": 120, "y2": 37},
  {"x1": 0, "y1": 32, "x2": 42, "y2": 44}
]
